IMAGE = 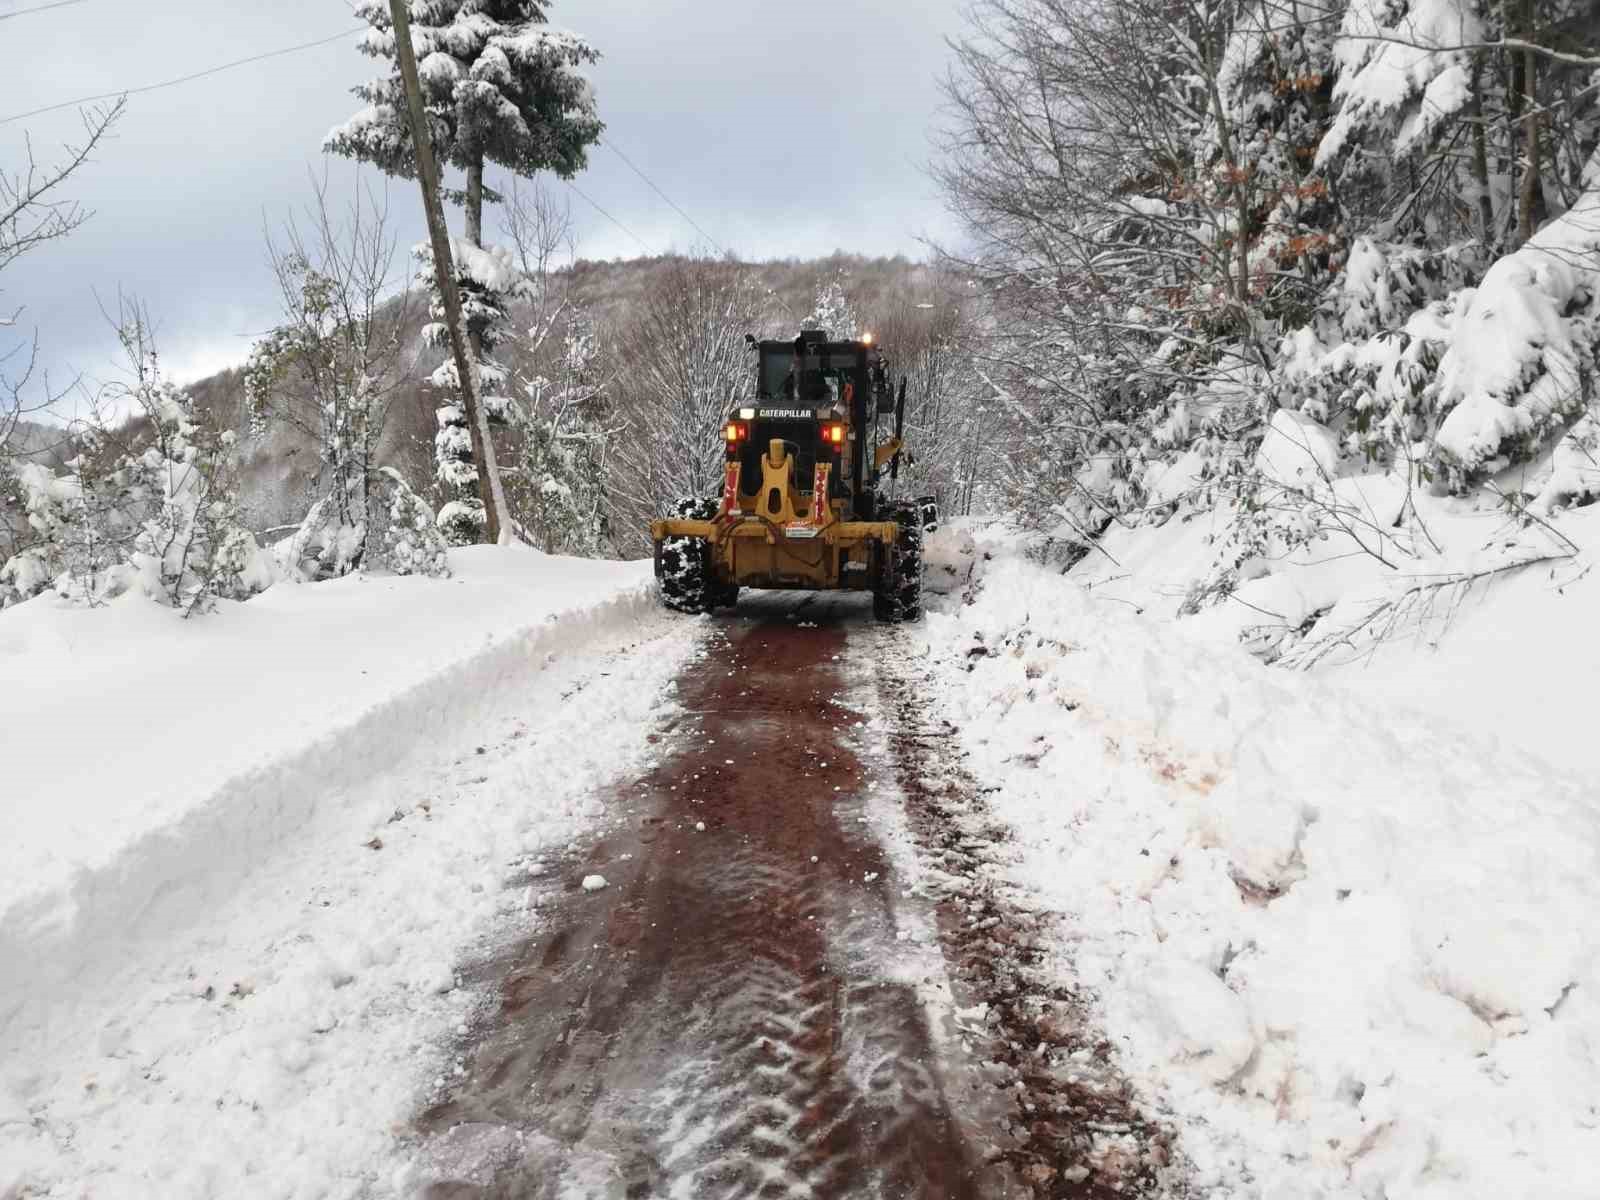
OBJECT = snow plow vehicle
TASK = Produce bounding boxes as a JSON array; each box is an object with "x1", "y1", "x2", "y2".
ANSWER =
[{"x1": 650, "y1": 328, "x2": 930, "y2": 622}]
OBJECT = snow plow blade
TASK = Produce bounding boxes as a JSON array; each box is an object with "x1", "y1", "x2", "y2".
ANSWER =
[{"x1": 649, "y1": 515, "x2": 899, "y2": 591}]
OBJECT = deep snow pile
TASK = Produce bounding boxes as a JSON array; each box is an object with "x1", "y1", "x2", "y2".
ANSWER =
[
  {"x1": 0, "y1": 548, "x2": 653, "y2": 985},
  {"x1": 918, "y1": 526, "x2": 1600, "y2": 1198},
  {"x1": 1072, "y1": 477, "x2": 1600, "y2": 775},
  {"x1": 0, "y1": 546, "x2": 701, "y2": 1198}
]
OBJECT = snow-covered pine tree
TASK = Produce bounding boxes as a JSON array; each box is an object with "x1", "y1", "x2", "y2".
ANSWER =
[
  {"x1": 327, "y1": 2, "x2": 603, "y2": 543},
  {"x1": 417, "y1": 237, "x2": 533, "y2": 543},
  {"x1": 376, "y1": 466, "x2": 453, "y2": 576},
  {"x1": 326, "y1": 1, "x2": 602, "y2": 250}
]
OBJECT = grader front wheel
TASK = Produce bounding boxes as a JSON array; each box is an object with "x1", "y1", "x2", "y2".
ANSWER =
[{"x1": 655, "y1": 498, "x2": 736, "y2": 614}]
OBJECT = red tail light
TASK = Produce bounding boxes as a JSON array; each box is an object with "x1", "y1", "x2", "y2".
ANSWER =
[
  {"x1": 824, "y1": 423, "x2": 846, "y2": 446},
  {"x1": 725, "y1": 421, "x2": 747, "y2": 443}
]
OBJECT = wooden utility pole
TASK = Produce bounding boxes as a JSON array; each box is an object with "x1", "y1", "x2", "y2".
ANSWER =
[{"x1": 387, "y1": 0, "x2": 508, "y2": 544}]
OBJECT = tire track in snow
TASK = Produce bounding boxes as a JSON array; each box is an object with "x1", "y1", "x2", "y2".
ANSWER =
[
  {"x1": 869, "y1": 628, "x2": 1191, "y2": 1199},
  {"x1": 405, "y1": 596, "x2": 1009, "y2": 1198}
]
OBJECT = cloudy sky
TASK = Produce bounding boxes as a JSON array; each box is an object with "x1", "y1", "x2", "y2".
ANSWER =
[{"x1": 1, "y1": 0, "x2": 969, "y2": 404}]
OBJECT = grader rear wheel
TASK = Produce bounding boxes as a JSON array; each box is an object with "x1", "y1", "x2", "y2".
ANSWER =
[{"x1": 873, "y1": 502, "x2": 924, "y2": 623}]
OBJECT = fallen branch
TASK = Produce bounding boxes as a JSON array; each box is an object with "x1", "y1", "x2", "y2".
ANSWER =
[{"x1": 1277, "y1": 549, "x2": 1576, "y2": 670}]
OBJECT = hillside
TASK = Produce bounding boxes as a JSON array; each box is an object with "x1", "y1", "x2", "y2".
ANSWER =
[{"x1": 178, "y1": 252, "x2": 944, "y2": 538}]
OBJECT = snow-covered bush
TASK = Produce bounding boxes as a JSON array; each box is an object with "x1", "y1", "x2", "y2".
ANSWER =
[
  {"x1": 1, "y1": 311, "x2": 272, "y2": 613},
  {"x1": 1432, "y1": 174, "x2": 1600, "y2": 487},
  {"x1": 122, "y1": 382, "x2": 273, "y2": 611},
  {"x1": 1533, "y1": 413, "x2": 1600, "y2": 515},
  {"x1": 273, "y1": 495, "x2": 367, "y2": 582},
  {"x1": 0, "y1": 460, "x2": 80, "y2": 607},
  {"x1": 377, "y1": 466, "x2": 452, "y2": 578},
  {"x1": 514, "y1": 310, "x2": 611, "y2": 555}
]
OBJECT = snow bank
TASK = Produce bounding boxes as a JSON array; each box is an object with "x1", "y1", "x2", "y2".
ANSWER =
[
  {"x1": 0, "y1": 575, "x2": 697, "y2": 1199},
  {"x1": 0, "y1": 548, "x2": 656, "y2": 1051},
  {"x1": 920, "y1": 529, "x2": 1600, "y2": 1197}
]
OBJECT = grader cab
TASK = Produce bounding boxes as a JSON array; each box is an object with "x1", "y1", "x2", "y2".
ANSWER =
[{"x1": 649, "y1": 329, "x2": 928, "y2": 622}]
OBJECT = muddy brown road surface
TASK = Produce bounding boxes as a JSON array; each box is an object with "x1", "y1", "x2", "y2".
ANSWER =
[{"x1": 406, "y1": 591, "x2": 1181, "y2": 1200}]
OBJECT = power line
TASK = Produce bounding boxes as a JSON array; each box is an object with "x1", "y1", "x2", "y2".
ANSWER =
[
  {"x1": 600, "y1": 135, "x2": 728, "y2": 257},
  {"x1": 0, "y1": 26, "x2": 363, "y2": 126},
  {"x1": 564, "y1": 179, "x2": 654, "y2": 256},
  {"x1": 0, "y1": 0, "x2": 87, "y2": 22},
  {"x1": 0, "y1": 16, "x2": 682, "y2": 268}
]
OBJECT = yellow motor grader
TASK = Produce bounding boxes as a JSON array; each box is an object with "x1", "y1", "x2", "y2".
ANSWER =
[{"x1": 649, "y1": 328, "x2": 931, "y2": 621}]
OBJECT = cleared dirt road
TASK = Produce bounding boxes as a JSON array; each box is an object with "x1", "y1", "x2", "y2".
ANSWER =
[{"x1": 406, "y1": 591, "x2": 1178, "y2": 1199}]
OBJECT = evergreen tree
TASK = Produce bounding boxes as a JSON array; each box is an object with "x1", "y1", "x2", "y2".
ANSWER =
[
  {"x1": 377, "y1": 466, "x2": 454, "y2": 576},
  {"x1": 327, "y1": 2, "x2": 602, "y2": 541},
  {"x1": 325, "y1": 1, "x2": 602, "y2": 249},
  {"x1": 416, "y1": 238, "x2": 532, "y2": 543}
]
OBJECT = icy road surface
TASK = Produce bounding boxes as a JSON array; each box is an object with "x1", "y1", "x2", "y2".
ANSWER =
[{"x1": 402, "y1": 591, "x2": 1180, "y2": 1199}]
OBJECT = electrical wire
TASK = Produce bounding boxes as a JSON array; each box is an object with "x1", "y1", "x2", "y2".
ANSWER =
[
  {"x1": 600, "y1": 135, "x2": 727, "y2": 257},
  {"x1": 0, "y1": 0, "x2": 87, "y2": 22},
  {"x1": 564, "y1": 178, "x2": 654, "y2": 256},
  {"x1": 0, "y1": 19, "x2": 703, "y2": 271},
  {"x1": 0, "y1": 26, "x2": 364, "y2": 126}
]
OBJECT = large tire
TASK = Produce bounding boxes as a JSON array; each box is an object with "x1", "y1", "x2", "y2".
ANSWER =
[
  {"x1": 873, "y1": 502, "x2": 924, "y2": 623},
  {"x1": 655, "y1": 498, "x2": 735, "y2": 614}
]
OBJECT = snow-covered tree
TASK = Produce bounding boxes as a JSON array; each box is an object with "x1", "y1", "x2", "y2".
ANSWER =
[
  {"x1": 931, "y1": 0, "x2": 1344, "y2": 539},
  {"x1": 376, "y1": 466, "x2": 453, "y2": 576},
  {"x1": 2, "y1": 101, "x2": 124, "y2": 558},
  {"x1": 608, "y1": 256, "x2": 772, "y2": 549},
  {"x1": 806, "y1": 269, "x2": 861, "y2": 337},
  {"x1": 417, "y1": 237, "x2": 533, "y2": 543},
  {"x1": 873, "y1": 281, "x2": 993, "y2": 518},
  {"x1": 2, "y1": 303, "x2": 271, "y2": 613},
  {"x1": 325, "y1": 1, "x2": 601, "y2": 252},
  {"x1": 514, "y1": 309, "x2": 611, "y2": 554},
  {"x1": 931, "y1": 0, "x2": 1600, "y2": 658},
  {"x1": 244, "y1": 183, "x2": 416, "y2": 577},
  {"x1": 326, "y1": 1, "x2": 602, "y2": 546}
]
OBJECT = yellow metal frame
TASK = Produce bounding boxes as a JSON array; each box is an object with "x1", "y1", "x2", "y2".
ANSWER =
[{"x1": 649, "y1": 438, "x2": 900, "y2": 590}]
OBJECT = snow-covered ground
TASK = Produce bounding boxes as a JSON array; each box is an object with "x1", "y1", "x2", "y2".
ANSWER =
[
  {"x1": 7, "y1": 517, "x2": 1596, "y2": 1198},
  {"x1": 0, "y1": 548, "x2": 704, "y2": 1199},
  {"x1": 1073, "y1": 471, "x2": 1600, "y2": 776},
  {"x1": 917, "y1": 523, "x2": 1600, "y2": 1197}
]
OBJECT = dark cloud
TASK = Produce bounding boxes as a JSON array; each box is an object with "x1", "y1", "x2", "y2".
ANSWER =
[{"x1": 0, "y1": 0, "x2": 964, "y2": 396}]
